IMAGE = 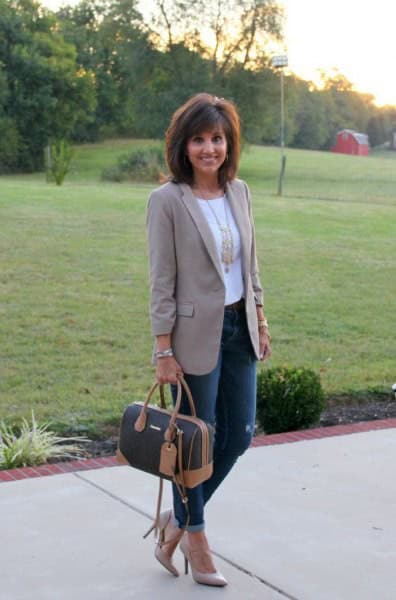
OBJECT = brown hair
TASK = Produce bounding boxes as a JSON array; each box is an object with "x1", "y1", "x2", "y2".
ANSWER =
[{"x1": 165, "y1": 93, "x2": 241, "y2": 186}]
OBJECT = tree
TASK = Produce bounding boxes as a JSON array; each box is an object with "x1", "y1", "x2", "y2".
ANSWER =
[
  {"x1": 144, "y1": 0, "x2": 284, "y2": 76},
  {"x1": 223, "y1": 65, "x2": 279, "y2": 144},
  {"x1": 320, "y1": 70, "x2": 375, "y2": 136},
  {"x1": 0, "y1": 0, "x2": 96, "y2": 170},
  {"x1": 291, "y1": 80, "x2": 333, "y2": 149},
  {"x1": 58, "y1": 0, "x2": 151, "y2": 140},
  {"x1": 0, "y1": 64, "x2": 19, "y2": 172},
  {"x1": 134, "y1": 0, "x2": 284, "y2": 140},
  {"x1": 372, "y1": 106, "x2": 396, "y2": 148},
  {"x1": 367, "y1": 115, "x2": 386, "y2": 147},
  {"x1": 131, "y1": 43, "x2": 213, "y2": 138}
]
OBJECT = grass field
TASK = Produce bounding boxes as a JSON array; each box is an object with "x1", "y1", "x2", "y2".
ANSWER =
[{"x1": 1, "y1": 141, "x2": 395, "y2": 436}]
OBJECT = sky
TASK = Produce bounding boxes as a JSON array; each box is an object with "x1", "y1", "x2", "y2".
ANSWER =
[
  {"x1": 42, "y1": 0, "x2": 396, "y2": 107},
  {"x1": 282, "y1": 0, "x2": 396, "y2": 106}
]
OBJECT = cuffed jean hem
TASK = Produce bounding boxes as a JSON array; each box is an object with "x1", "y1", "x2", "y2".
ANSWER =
[{"x1": 173, "y1": 517, "x2": 205, "y2": 533}]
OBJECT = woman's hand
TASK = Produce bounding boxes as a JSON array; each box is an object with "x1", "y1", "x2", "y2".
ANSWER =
[
  {"x1": 256, "y1": 309, "x2": 271, "y2": 361},
  {"x1": 259, "y1": 328, "x2": 271, "y2": 361},
  {"x1": 156, "y1": 356, "x2": 184, "y2": 385}
]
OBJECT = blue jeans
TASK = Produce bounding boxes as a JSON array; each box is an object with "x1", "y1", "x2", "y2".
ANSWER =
[{"x1": 171, "y1": 307, "x2": 257, "y2": 532}]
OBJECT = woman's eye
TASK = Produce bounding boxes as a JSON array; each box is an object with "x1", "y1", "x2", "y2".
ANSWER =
[
  {"x1": 192, "y1": 137, "x2": 203, "y2": 143},
  {"x1": 213, "y1": 136, "x2": 223, "y2": 142}
]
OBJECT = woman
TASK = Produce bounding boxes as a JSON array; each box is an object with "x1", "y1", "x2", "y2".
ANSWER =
[{"x1": 146, "y1": 93, "x2": 271, "y2": 586}]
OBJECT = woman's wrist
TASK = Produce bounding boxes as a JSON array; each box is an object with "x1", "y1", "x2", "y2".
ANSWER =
[
  {"x1": 257, "y1": 315, "x2": 271, "y2": 339},
  {"x1": 156, "y1": 333, "x2": 172, "y2": 352},
  {"x1": 258, "y1": 317, "x2": 269, "y2": 329}
]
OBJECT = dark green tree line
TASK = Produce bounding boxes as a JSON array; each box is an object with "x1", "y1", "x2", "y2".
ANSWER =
[{"x1": 0, "y1": 0, "x2": 95, "y2": 171}]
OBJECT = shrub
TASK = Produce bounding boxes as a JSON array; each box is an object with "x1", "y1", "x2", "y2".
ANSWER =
[
  {"x1": 45, "y1": 139, "x2": 74, "y2": 186},
  {"x1": 0, "y1": 411, "x2": 88, "y2": 469},
  {"x1": 256, "y1": 366, "x2": 325, "y2": 434},
  {"x1": 102, "y1": 146, "x2": 166, "y2": 182}
]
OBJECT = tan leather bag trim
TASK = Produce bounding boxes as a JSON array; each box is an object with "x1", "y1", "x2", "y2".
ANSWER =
[
  {"x1": 174, "y1": 413, "x2": 209, "y2": 466},
  {"x1": 177, "y1": 464, "x2": 213, "y2": 488},
  {"x1": 186, "y1": 429, "x2": 198, "y2": 471},
  {"x1": 116, "y1": 449, "x2": 129, "y2": 465},
  {"x1": 159, "y1": 442, "x2": 177, "y2": 477}
]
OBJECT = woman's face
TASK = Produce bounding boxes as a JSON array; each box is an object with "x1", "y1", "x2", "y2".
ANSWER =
[{"x1": 186, "y1": 127, "x2": 227, "y2": 182}]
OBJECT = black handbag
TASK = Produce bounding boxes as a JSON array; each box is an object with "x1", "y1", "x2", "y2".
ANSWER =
[{"x1": 117, "y1": 376, "x2": 214, "y2": 530}]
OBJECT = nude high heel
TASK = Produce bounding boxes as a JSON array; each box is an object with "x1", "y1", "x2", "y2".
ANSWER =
[
  {"x1": 151, "y1": 509, "x2": 183, "y2": 577},
  {"x1": 179, "y1": 535, "x2": 227, "y2": 587}
]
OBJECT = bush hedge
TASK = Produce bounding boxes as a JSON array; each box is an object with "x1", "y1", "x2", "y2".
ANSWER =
[
  {"x1": 102, "y1": 146, "x2": 166, "y2": 182},
  {"x1": 256, "y1": 366, "x2": 325, "y2": 434}
]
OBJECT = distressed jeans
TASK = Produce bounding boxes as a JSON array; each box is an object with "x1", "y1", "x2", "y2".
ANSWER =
[{"x1": 171, "y1": 306, "x2": 257, "y2": 532}]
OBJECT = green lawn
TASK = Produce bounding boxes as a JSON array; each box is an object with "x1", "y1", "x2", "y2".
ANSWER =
[{"x1": 1, "y1": 141, "x2": 395, "y2": 436}]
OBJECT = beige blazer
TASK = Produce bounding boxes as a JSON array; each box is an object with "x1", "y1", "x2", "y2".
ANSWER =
[{"x1": 146, "y1": 178, "x2": 264, "y2": 375}]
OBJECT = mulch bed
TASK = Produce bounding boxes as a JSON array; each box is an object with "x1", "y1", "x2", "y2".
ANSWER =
[{"x1": 319, "y1": 395, "x2": 396, "y2": 426}]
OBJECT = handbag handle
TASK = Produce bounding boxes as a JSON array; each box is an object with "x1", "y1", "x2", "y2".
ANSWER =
[{"x1": 134, "y1": 376, "x2": 196, "y2": 439}]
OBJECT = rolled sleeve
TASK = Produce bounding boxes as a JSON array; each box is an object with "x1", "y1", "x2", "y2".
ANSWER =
[{"x1": 146, "y1": 191, "x2": 177, "y2": 335}]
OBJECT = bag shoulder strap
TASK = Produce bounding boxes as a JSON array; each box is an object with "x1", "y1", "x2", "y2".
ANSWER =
[{"x1": 143, "y1": 379, "x2": 193, "y2": 540}]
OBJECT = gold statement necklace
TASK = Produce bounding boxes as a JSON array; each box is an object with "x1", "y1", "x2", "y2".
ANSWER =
[{"x1": 205, "y1": 197, "x2": 234, "y2": 272}]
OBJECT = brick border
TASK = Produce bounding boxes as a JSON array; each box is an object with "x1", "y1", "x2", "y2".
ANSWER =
[
  {"x1": 0, "y1": 456, "x2": 118, "y2": 484},
  {"x1": 250, "y1": 418, "x2": 396, "y2": 447},
  {"x1": 1, "y1": 419, "x2": 396, "y2": 484}
]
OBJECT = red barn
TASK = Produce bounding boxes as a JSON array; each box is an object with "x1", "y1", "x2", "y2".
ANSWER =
[{"x1": 331, "y1": 129, "x2": 369, "y2": 156}]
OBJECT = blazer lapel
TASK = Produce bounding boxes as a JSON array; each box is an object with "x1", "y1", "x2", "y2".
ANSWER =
[{"x1": 178, "y1": 183, "x2": 224, "y2": 282}]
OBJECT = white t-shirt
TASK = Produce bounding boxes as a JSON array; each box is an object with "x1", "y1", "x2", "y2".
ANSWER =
[{"x1": 197, "y1": 196, "x2": 244, "y2": 305}]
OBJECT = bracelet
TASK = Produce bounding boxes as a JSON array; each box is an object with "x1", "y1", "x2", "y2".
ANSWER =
[
  {"x1": 155, "y1": 348, "x2": 174, "y2": 359},
  {"x1": 258, "y1": 317, "x2": 271, "y2": 340},
  {"x1": 258, "y1": 318, "x2": 269, "y2": 329}
]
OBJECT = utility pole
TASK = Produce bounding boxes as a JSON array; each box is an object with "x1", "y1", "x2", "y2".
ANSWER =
[{"x1": 271, "y1": 55, "x2": 288, "y2": 196}]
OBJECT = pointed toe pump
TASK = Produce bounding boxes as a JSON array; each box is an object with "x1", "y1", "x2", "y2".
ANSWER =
[
  {"x1": 180, "y1": 535, "x2": 228, "y2": 587},
  {"x1": 146, "y1": 509, "x2": 183, "y2": 577}
]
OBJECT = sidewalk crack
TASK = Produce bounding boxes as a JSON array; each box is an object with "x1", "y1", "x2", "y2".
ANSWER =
[
  {"x1": 74, "y1": 472, "x2": 300, "y2": 600},
  {"x1": 73, "y1": 471, "x2": 153, "y2": 521},
  {"x1": 212, "y1": 551, "x2": 301, "y2": 599}
]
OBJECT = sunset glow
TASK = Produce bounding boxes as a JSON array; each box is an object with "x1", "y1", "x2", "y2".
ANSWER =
[
  {"x1": 282, "y1": 0, "x2": 396, "y2": 106},
  {"x1": 42, "y1": 0, "x2": 396, "y2": 106}
]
